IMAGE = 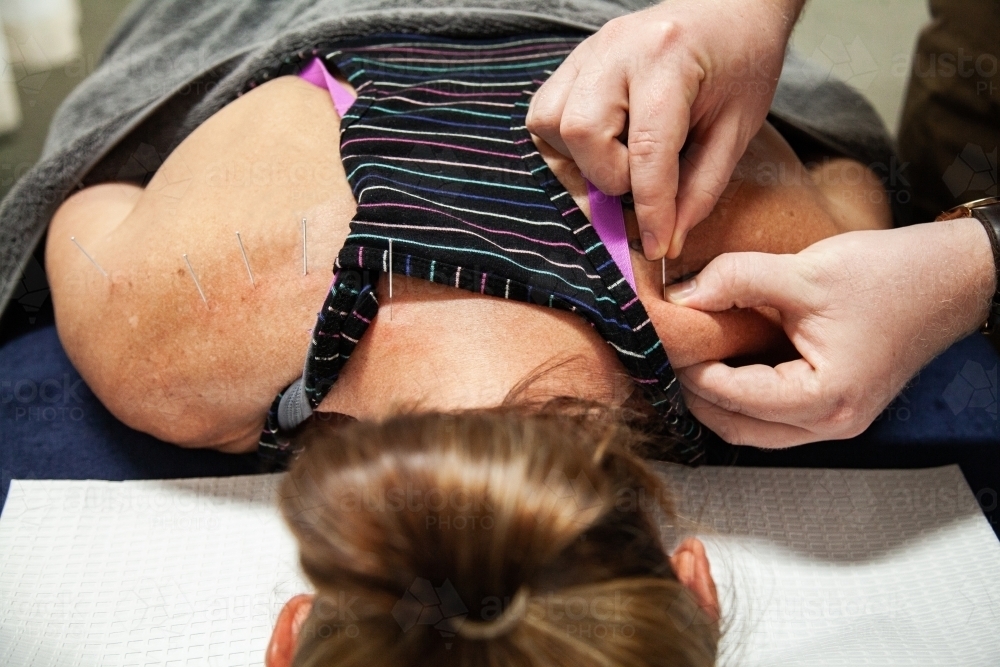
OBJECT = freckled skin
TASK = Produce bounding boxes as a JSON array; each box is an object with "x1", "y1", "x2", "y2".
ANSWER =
[{"x1": 46, "y1": 74, "x2": 891, "y2": 451}]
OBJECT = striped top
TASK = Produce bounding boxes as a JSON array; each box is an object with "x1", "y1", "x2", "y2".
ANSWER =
[{"x1": 258, "y1": 32, "x2": 703, "y2": 467}]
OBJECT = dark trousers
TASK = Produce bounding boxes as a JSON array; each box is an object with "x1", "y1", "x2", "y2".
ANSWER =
[{"x1": 898, "y1": 0, "x2": 999, "y2": 223}]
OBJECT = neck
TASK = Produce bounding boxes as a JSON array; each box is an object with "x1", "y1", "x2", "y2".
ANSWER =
[{"x1": 315, "y1": 273, "x2": 633, "y2": 420}]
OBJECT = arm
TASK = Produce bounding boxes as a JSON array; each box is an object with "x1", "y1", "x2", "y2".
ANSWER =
[
  {"x1": 46, "y1": 182, "x2": 267, "y2": 452},
  {"x1": 45, "y1": 76, "x2": 352, "y2": 452},
  {"x1": 45, "y1": 183, "x2": 147, "y2": 430}
]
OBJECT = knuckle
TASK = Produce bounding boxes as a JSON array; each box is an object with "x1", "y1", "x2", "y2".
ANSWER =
[
  {"x1": 627, "y1": 129, "x2": 663, "y2": 161},
  {"x1": 647, "y1": 20, "x2": 683, "y2": 54},
  {"x1": 599, "y1": 16, "x2": 629, "y2": 43},
  {"x1": 696, "y1": 383, "x2": 741, "y2": 416},
  {"x1": 527, "y1": 106, "x2": 556, "y2": 134},
  {"x1": 709, "y1": 253, "x2": 752, "y2": 296},
  {"x1": 593, "y1": 169, "x2": 630, "y2": 196},
  {"x1": 799, "y1": 249, "x2": 851, "y2": 293},
  {"x1": 559, "y1": 113, "x2": 595, "y2": 144},
  {"x1": 798, "y1": 255, "x2": 831, "y2": 288},
  {"x1": 722, "y1": 252, "x2": 755, "y2": 277},
  {"x1": 817, "y1": 389, "x2": 862, "y2": 435}
]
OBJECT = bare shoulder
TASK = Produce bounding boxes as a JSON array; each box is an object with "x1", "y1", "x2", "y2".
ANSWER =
[
  {"x1": 46, "y1": 182, "x2": 142, "y2": 379},
  {"x1": 48, "y1": 182, "x2": 143, "y2": 256},
  {"x1": 45, "y1": 75, "x2": 357, "y2": 452}
]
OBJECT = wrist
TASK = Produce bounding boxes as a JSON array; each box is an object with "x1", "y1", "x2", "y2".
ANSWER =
[
  {"x1": 945, "y1": 217, "x2": 997, "y2": 333},
  {"x1": 936, "y1": 196, "x2": 1000, "y2": 334},
  {"x1": 881, "y1": 219, "x2": 996, "y2": 345}
]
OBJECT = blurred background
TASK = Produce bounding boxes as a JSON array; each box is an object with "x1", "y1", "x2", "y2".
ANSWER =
[
  {"x1": 0, "y1": 0, "x2": 131, "y2": 203},
  {"x1": 0, "y1": 0, "x2": 932, "y2": 204},
  {"x1": 792, "y1": 0, "x2": 929, "y2": 135}
]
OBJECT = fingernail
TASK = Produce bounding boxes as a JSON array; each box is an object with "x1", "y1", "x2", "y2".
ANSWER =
[
  {"x1": 641, "y1": 231, "x2": 662, "y2": 260},
  {"x1": 664, "y1": 278, "x2": 697, "y2": 304}
]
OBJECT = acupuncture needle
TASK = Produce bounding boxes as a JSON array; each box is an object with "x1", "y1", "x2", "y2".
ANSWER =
[
  {"x1": 70, "y1": 236, "x2": 108, "y2": 278},
  {"x1": 661, "y1": 257, "x2": 666, "y2": 300},
  {"x1": 302, "y1": 217, "x2": 308, "y2": 276},
  {"x1": 183, "y1": 253, "x2": 208, "y2": 305},
  {"x1": 388, "y1": 238, "x2": 393, "y2": 321},
  {"x1": 235, "y1": 231, "x2": 255, "y2": 287}
]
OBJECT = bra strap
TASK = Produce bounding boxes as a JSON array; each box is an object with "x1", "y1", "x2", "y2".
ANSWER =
[
  {"x1": 298, "y1": 56, "x2": 356, "y2": 116},
  {"x1": 586, "y1": 180, "x2": 636, "y2": 293}
]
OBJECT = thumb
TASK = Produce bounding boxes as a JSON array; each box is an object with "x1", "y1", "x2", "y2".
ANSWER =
[{"x1": 663, "y1": 252, "x2": 806, "y2": 314}]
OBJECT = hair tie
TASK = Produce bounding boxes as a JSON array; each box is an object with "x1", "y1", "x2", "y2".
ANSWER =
[{"x1": 452, "y1": 587, "x2": 530, "y2": 641}]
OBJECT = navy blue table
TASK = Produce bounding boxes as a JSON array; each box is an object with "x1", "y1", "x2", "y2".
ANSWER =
[{"x1": 2, "y1": 325, "x2": 997, "y2": 538}]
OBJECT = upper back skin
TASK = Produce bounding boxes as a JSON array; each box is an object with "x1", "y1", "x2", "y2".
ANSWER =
[{"x1": 45, "y1": 73, "x2": 891, "y2": 452}]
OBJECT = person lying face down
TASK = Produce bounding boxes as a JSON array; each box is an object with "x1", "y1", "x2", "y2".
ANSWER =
[
  {"x1": 44, "y1": 34, "x2": 892, "y2": 455},
  {"x1": 266, "y1": 406, "x2": 721, "y2": 667}
]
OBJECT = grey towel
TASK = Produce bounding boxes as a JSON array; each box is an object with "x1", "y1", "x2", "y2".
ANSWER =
[{"x1": 0, "y1": 0, "x2": 895, "y2": 319}]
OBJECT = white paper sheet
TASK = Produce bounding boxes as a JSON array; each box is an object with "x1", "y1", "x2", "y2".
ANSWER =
[
  {"x1": 0, "y1": 476, "x2": 306, "y2": 667},
  {"x1": 1, "y1": 466, "x2": 998, "y2": 666},
  {"x1": 656, "y1": 465, "x2": 1000, "y2": 667}
]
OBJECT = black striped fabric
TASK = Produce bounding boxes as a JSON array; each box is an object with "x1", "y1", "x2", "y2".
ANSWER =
[{"x1": 258, "y1": 32, "x2": 704, "y2": 468}]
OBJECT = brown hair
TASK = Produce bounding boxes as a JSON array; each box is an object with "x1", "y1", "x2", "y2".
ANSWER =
[{"x1": 279, "y1": 398, "x2": 719, "y2": 666}]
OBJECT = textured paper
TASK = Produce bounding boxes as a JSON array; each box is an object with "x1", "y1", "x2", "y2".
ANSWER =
[
  {"x1": 656, "y1": 465, "x2": 1000, "y2": 667},
  {"x1": 0, "y1": 476, "x2": 306, "y2": 667},
  {"x1": 1, "y1": 466, "x2": 998, "y2": 666}
]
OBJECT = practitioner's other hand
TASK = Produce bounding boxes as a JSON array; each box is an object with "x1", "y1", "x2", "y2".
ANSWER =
[
  {"x1": 665, "y1": 220, "x2": 996, "y2": 447},
  {"x1": 526, "y1": 0, "x2": 804, "y2": 260}
]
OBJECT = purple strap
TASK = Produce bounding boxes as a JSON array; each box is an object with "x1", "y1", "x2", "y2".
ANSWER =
[
  {"x1": 299, "y1": 56, "x2": 356, "y2": 117},
  {"x1": 300, "y1": 56, "x2": 634, "y2": 293},
  {"x1": 301, "y1": 57, "x2": 356, "y2": 291},
  {"x1": 586, "y1": 181, "x2": 635, "y2": 292}
]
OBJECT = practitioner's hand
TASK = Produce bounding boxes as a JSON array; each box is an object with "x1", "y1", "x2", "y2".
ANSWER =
[
  {"x1": 526, "y1": 0, "x2": 804, "y2": 260},
  {"x1": 665, "y1": 219, "x2": 996, "y2": 447}
]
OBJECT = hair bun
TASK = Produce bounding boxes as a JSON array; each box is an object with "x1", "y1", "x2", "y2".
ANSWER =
[
  {"x1": 439, "y1": 585, "x2": 530, "y2": 640},
  {"x1": 281, "y1": 407, "x2": 719, "y2": 666}
]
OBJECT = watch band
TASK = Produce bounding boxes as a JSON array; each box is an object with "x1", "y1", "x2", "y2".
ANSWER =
[{"x1": 937, "y1": 197, "x2": 1000, "y2": 335}]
